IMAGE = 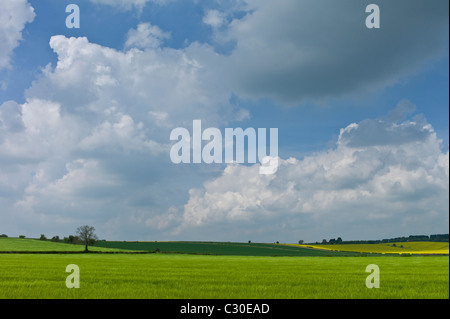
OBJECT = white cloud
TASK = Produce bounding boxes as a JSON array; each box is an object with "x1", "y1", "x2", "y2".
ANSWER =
[
  {"x1": 0, "y1": 99, "x2": 78, "y2": 163},
  {"x1": 27, "y1": 35, "x2": 242, "y2": 128},
  {"x1": 0, "y1": 0, "x2": 448, "y2": 241},
  {"x1": 181, "y1": 104, "x2": 449, "y2": 241},
  {"x1": 88, "y1": 0, "x2": 171, "y2": 11},
  {"x1": 0, "y1": 33, "x2": 244, "y2": 239},
  {"x1": 0, "y1": 0, "x2": 35, "y2": 70},
  {"x1": 79, "y1": 113, "x2": 165, "y2": 154},
  {"x1": 125, "y1": 23, "x2": 170, "y2": 49},
  {"x1": 203, "y1": 10, "x2": 226, "y2": 28}
]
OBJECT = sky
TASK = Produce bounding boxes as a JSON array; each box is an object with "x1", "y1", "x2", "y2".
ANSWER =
[{"x1": 0, "y1": 0, "x2": 448, "y2": 243}]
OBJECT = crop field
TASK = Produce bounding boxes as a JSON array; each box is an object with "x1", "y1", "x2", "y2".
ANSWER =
[
  {"x1": 0, "y1": 254, "x2": 448, "y2": 299},
  {"x1": 92, "y1": 240, "x2": 365, "y2": 256},
  {"x1": 294, "y1": 242, "x2": 449, "y2": 255},
  {"x1": 0, "y1": 238, "x2": 448, "y2": 299}
]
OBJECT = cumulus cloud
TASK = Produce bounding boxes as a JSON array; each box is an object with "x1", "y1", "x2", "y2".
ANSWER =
[
  {"x1": 0, "y1": 0, "x2": 448, "y2": 241},
  {"x1": 27, "y1": 35, "x2": 241, "y2": 128},
  {"x1": 125, "y1": 23, "x2": 170, "y2": 49},
  {"x1": 88, "y1": 0, "x2": 171, "y2": 11},
  {"x1": 90, "y1": 0, "x2": 449, "y2": 105},
  {"x1": 0, "y1": 0, "x2": 35, "y2": 70},
  {"x1": 338, "y1": 100, "x2": 433, "y2": 148},
  {"x1": 220, "y1": 0, "x2": 449, "y2": 103},
  {"x1": 181, "y1": 103, "x2": 449, "y2": 241},
  {"x1": 203, "y1": 10, "x2": 227, "y2": 28},
  {"x1": 0, "y1": 33, "x2": 243, "y2": 238}
]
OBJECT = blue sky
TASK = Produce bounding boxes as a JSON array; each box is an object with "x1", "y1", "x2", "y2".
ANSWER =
[{"x1": 0, "y1": 0, "x2": 448, "y2": 242}]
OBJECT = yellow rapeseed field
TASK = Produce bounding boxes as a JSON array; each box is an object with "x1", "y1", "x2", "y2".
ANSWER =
[{"x1": 290, "y1": 242, "x2": 449, "y2": 255}]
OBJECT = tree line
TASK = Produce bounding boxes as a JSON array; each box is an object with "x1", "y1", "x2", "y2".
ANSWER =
[
  {"x1": 0, "y1": 225, "x2": 99, "y2": 252},
  {"x1": 307, "y1": 234, "x2": 449, "y2": 245}
]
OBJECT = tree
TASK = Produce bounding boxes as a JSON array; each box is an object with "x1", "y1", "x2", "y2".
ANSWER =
[
  {"x1": 298, "y1": 240, "x2": 304, "y2": 245},
  {"x1": 40, "y1": 234, "x2": 47, "y2": 241},
  {"x1": 76, "y1": 225, "x2": 98, "y2": 252}
]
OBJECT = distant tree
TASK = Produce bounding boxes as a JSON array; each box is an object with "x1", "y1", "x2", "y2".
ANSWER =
[
  {"x1": 248, "y1": 240, "x2": 252, "y2": 244},
  {"x1": 329, "y1": 238, "x2": 336, "y2": 244},
  {"x1": 0, "y1": 234, "x2": 7, "y2": 238},
  {"x1": 63, "y1": 235, "x2": 79, "y2": 244},
  {"x1": 39, "y1": 234, "x2": 47, "y2": 241},
  {"x1": 19, "y1": 235, "x2": 26, "y2": 239},
  {"x1": 322, "y1": 239, "x2": 327, "y2": 244},
  {"x1": 51, "y1": 236, "x2": 60, "y2": 242},
  {"x1": 336, "y1": 237, "x2": 343, "y2": 244},
  {"x1": 76, "y1": 225, "x2": 98, "y2": 252},
  {"x1": 298, "y1": 240, "x2": 304, "y2": 245}
]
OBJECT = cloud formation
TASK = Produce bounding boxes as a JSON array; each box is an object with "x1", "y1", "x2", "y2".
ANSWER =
[
  {"x1": 219, "y1": 0, "x2": 449, "y2": 103},
  {"x1": 0, "y1": 32, "x2": 243, "y2": 238},
  {"x1": 0, "y1": 0, "x2": 35, "y2": 70},
  {"x1": 125, "y1": 23, "x2": 171, "y2": 50},
  {"x1": 88, "y1": 0, "x2": 170, "y2": 11},
  {"x1": 182, "y1": 102, "x2": 449, "y2": 241},
  {"x1": 0, "y1": 0, "x2": 448, "y2": 242}
]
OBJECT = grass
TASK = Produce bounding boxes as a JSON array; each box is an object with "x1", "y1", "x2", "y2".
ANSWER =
[
  {"x1": 0, "y1": 238, "x2": 133, "y2": 253},
  {"x1": 0, "y1": 254, "x2": 447, "y2": 299},
  {"x1": 92, "y1": 240, "x2": 365, "y2": 256},
  {"x1": 1, "y1": 238, "x2": 447, "y2": 299},
  {"x1": 293, "y1": 242, "x2": 449, "y2": 255}
]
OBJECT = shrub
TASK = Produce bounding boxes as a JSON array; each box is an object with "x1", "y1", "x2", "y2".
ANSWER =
[
  {"x1": 51, "y1": 236, "x2": 60, "y2": 242},
  {"x1": 0, "y1": 234, "x2": 7, "y2": 238},
  {"x1": 64, "y1": 235, "x2": 79, "y2": 244}
]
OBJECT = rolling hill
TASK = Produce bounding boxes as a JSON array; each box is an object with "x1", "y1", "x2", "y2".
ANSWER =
[{"x1": 292, "y1": 242, "x2": 449, "y2": 255}]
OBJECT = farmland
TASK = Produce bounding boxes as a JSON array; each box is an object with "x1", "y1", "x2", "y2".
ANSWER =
[
  {"x1": 293, "y1": 242, "x2": 449, "y2": 255},
  {"x1": 92, "y1": 240, "x2": 365, "y2": 256},
  {"x1": 0, "y1": 238, "x2": 448, "y2": 299},
  {"x1": 0, "y1": 238, "x2": 131, "y2": 253},
  {"x1": 0, "y1": 254, "x2": 448, "y2": 299}
]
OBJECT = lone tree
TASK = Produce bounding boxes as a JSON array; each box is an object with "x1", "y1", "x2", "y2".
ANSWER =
[{"x1": 76, "y1": 225, "x2": 98, "y2": 252}]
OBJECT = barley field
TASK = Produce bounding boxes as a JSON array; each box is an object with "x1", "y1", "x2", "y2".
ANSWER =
[
  {"x1": 0, "y1": 254, "x2": 448, "y2": 299},
  {"x1": 0, "y1": 238, "x2": 448, "y2": 299}
]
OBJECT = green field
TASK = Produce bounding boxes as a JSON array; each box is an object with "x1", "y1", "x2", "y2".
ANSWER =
[
  {"x1": 0, "y1": 254, "x2": 448, "y2": 299},
  {"x1": 0, "y1": 238, "x2": 448, "y2": 299},
  {"x1": 294, "y1": 242, "x2": 449, "y2": 255},
  {"x1": 92, "y1": 240, "x2": 365, "y2": 256},
  {"x1": 1, "y1": 238, "x2": 362, "y2": 256},
  {"x1": 0, "y1": 238, "x2": 131, "y2": 253}
]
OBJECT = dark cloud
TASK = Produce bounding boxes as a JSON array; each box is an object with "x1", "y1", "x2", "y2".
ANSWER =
[{"x1": 223, "y1": 0, "x2": 449, "y2": 103}]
